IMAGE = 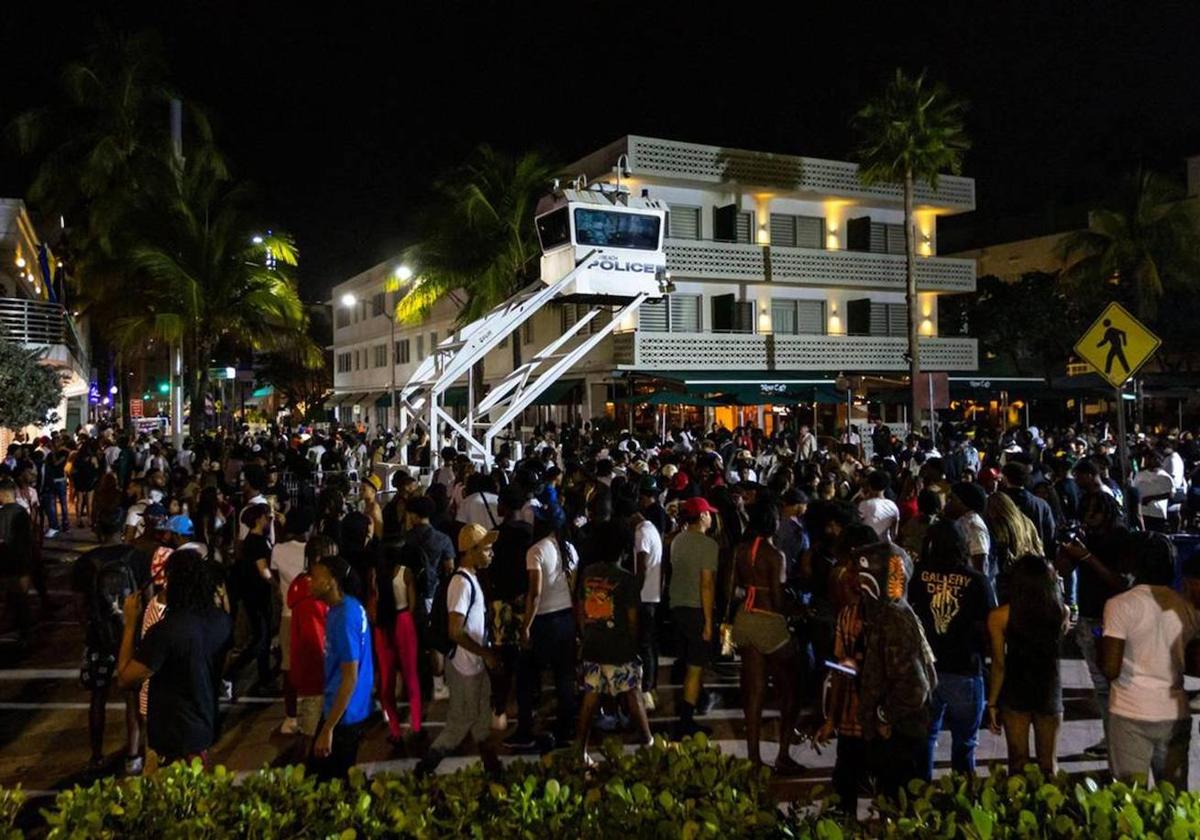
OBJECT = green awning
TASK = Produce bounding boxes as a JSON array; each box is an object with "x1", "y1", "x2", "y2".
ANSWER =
[
  {"x1": 376, "y1": 392, "x2": 393, "y2": 408},
  {"x1": 251, "y1": 385, "x2": 273, "y2": 399},
  {"x1": 443, "y1": 386, "x2": 467, "y2": 408},
  {"x1": 700, "y1": 383, "x2": 846, "y2": 405},
  {"x1": 532, "y1": 377, "x2": 583, "y2": 406}
]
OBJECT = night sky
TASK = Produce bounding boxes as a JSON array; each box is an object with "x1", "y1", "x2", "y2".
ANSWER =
[{"x1": 4, "y1": 2, "x2": 1200, "y2": 300}]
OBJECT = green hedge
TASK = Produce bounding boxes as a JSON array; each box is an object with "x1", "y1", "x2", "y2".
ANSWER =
[{"x1": 9, "y1": 737, "x2": 1200, "y2": 838}]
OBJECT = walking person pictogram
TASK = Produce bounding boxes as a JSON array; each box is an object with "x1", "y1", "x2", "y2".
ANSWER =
[{"x1": 1097, "y1": 319, "x2": 1129, "y2": 376}]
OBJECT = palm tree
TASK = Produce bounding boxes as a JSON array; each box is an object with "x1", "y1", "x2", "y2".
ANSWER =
[
  {"x1": 10, "y1": 26, "x2": 226, "y2": 427},
  {"x1": 1058, "y1": 168, "x2": 1200, "y2": 321},
  {"x1": 395, "y1": 145, "x2": 560, "y2": 375},
  {"x1": 853, "y1": 69, "x2": 969, "y2": 433},
  {"x1": 8, "y1": 26, "x2": 224, "y2": 263},
  {"x1": 104, "y1": 160, "x2": 309, "y2": 439}
]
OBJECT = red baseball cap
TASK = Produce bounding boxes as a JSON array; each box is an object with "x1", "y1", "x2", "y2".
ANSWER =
[{"x1": 681, "y1": 497, "x2": 718, "y2": 518}]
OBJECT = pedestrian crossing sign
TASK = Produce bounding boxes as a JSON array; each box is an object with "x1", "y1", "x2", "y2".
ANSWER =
[{"x1": 1074, "y1": 302, "x2": 1161, "y2": 388}]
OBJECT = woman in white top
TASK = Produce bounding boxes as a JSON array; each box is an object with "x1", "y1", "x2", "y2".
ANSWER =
[{"x1": 509, "y1": 505, "x2": 578, "y2": 747}]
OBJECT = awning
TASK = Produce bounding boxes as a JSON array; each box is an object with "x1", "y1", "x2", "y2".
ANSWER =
[
  {"x1": 532, "y1": 377, "x2": 584, "y2": 406},
  {"x1": 323, "y1": 392, "x2": 363, "y2": 410},
  {"x1": 443, "y1": 386, "x2": 467, "y2": 408},
  {"x1": 376, "y1": 392, "x2": 395, "y2": 408},
  {"x1": 359, "y1": 392, "x2": 385, "y2": 408},
  {"x1": 250, "y1": 385, "x2": 273, "y2": 399}
]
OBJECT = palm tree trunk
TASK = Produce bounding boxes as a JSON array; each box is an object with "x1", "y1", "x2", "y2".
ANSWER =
[
  {"x1": 905, "y1": 170, "x2": 923, "y2": 437},
  {"x1": 188, "y1": 341, "x2": 208, "y2": 441}
]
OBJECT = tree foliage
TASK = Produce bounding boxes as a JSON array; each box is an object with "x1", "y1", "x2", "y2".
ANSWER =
[
  {"x1": 397, "y1": 145, "x2": 560, "y2": 328},
  {"x1": 1058, "y1": 168, "x2": 1200, "y2": 320},
  {"x1": 0, "y1": 336, "x2": 66, "y2": 430}
]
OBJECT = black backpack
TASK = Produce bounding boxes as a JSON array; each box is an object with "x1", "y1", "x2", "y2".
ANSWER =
[
  {"x1": 91, "y1": 550, "x2": 139, "y2": 651},
  {"x1": 427, "y1": 569, "x2": 477, "y2": 656}
]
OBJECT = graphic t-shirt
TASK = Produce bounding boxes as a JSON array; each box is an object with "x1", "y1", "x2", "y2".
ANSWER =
[
  {"x1": 323, "y1": 595, "x2": 374, "y2": 725},
  {"x1": 576, "y1": 561, "x2": 638, "y2": 664},
  {"x1": 907, "y1": 561, "x2": 996, "y2": 675}
]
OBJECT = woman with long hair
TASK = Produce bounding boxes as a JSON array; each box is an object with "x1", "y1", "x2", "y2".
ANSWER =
[
  {"x1": 71, "y1": 442, "x2": 100, "y2": 526},
  {"x1": 984, "y1": 491, "x2": 1043, "y2": 597},
  {"x1": 371, "y1": 542, "x2": 422, "y2": 746},
  {"x1": 729, "y1": 500, "x2": 803, "y2": 773},
  {"x1": 986, "y1": 554, "x2": 1070, "y2": 774}
]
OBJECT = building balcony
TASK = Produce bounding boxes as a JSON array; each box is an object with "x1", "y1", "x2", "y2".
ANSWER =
[
  {"x1": 613, "y1": 330, "x2": 977, "y2": 372},
  {"x1": 0, "y1": 297, "x2": 88, "y2": 373},
  {"x1": 575, "y1": 136, "x2": 975, "y2": 212},
  {"x1": 663, "y1": 239, "x2": 976, "y2": 292}
]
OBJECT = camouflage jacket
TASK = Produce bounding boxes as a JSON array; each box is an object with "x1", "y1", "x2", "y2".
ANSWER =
[{"x1": 858, "y1": 598, "x2": 938, "y2": 740}]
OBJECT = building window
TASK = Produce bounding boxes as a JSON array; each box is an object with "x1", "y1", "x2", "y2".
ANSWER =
[
  {"x1": 769, "y1": 214, "x2": 825, "y2": 249},
  {"x1": 430, "y1": 331, "x2": 437, "y2": 352},
  {"x1": 734, "y1": 211, "x2": 753, "y2": 244},
  {"x1": 336, "y1": 353, "x2": 351, "y2": 373},
  {"x1": 371, "y1": 292, "x2": 385, "y2": 317},
  {"x1": 667, "y1": 205, "x2": 701, "y2": 240},
  {"x1": 870, "y1": 302, "x2": 908, "y2": 336},
  {"x1": 869, "y1": 222, "x2": 906, "y2": 254},
  {"x1": 637, "y1": 294, "x2": 702, "y2": 333},
  {"x1": 771, "y1": 299, "x2": 825, "y2": 335},
  {"x1": 398, "y1": 339, "x2": 411, "y2": 364},
  {"x1": 374, "y1": 344, "x2": 387, "y2": 368},
  {"x1": 335, "y1": 308, "x2": 350, "y2": 329},
  {"x1": 416, "y1": 335, "x2": 425, "y2": 360}
]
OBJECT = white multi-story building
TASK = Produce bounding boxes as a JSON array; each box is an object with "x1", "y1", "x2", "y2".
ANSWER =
[
  {"x1": 329, "y1": 136, "x2": 977, "y2": 433},
  {"x1": 0, "y1": 199, "x2": 91, "y2": 443}
]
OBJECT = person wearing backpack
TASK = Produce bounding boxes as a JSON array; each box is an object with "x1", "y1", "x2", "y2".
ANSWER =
[
  {"x1": 414, "y1": 523, "x2": 502, "y2": 777},
  {"x1": 72, "y1": 509, "x2": 148, "y2": 773},
  {"x1": 856, "y1": 541, "x2": 938, "y2": 799}
]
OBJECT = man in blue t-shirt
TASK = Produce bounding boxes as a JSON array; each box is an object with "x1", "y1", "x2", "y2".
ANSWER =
[{"x1": 307, "y1": 555, "x2": 374, "y2": 780}]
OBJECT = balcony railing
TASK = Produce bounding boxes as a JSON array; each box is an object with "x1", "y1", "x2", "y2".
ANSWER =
[
  {"x1": 664, "y1": 239, "x2": 976, "y2": 292},
  {"x1": 624, "y1": 136, "x2": 976, "y2": 211},
  {"x1": 0, "y1": 297, "x2": 87, "y2": 370},
  {"x1": 613, "y1": 331, "x2": 978, "y2": 372}
]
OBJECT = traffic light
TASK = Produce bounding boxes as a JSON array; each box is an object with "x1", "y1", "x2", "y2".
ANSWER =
[{"x1": 157, "y1": 381, "x2": 170, "y2": 395}]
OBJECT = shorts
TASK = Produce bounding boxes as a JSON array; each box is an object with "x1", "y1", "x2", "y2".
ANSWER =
[
  {"x1": 732, "y1": 609, "x2": 793, "y2": 655},
  {"x1": 297, "y1": 696, "x2": 323, "y2": 736},
  {"x1": 280, "y1": 615, "x2": 292, "y2": 672},
  {"x1": 581, "y1": 660, "x2": 641, "y2": 697},
  {"x1": 672, "y1": 606, "x2": 713, "y2": 669},
  {"x1": 80, "y1": 647, "x2": 116, "y2": 690}
]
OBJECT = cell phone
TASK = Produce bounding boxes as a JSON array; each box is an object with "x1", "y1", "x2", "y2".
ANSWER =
[{"x1": 824, "y1": 660, "x2": 858, "y2": 677}]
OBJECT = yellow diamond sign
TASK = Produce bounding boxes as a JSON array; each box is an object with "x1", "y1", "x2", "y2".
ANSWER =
[{"x1": 1074, "y1": 302, "x2": 1161, "y2": 388}]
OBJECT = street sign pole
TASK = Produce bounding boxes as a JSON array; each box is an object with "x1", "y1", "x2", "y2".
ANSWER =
[{"x1": 1115, "y1": 383, "x2": 1129, "y2": 487}]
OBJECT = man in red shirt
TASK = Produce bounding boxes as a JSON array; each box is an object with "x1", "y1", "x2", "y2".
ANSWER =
[{"x1": 284, "y1": 535, "x2": 336, "y2": 758}]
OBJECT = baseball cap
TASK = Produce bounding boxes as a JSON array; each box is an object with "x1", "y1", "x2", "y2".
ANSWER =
[
  {"x1": 951, "y1": 482, "x2": 988, "y2": 515},
  {"x1": 639, "y1": 475, "x2": 660, "y2": 495},
  {"x1": 681, "y1": 497, "x2": 718, "y2": 518},
  {"x1": 166, "y1": 515, "x2": 195, "y2": 537},
  {"x1": 457, "y1": 523, "x2": 498, "y2": 553}
]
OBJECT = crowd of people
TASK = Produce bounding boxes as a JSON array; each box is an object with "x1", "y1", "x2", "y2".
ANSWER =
[{"x1": 2, "y1": 414, "x2": 1200, "y2": 806}]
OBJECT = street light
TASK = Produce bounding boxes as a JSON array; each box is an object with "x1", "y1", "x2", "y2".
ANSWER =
[
  {"x1": 395, "y1": 265, "x2": 414, "y2": 282},
  {"x1": 340, "y1": 292, "x2": 357, "y2": 308}
]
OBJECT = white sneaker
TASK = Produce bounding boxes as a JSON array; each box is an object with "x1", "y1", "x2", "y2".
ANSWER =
[
  {"x1": 220, "y1": 680, "x2": 234, "y2": 702},
  {"x1": 278, "y1": 717, "x2": 301, "y2": 735},
  {"x1": 491, "y1": 712, "x2": 508, "y2": 731},
  {"x1": 433, "y1": 683, "x2": 450, "y2": 701},
  {"x1": 642, "y1": 691, "x2": 656, "y2": 712},
  {"x1": 45, "y1": 529, "x2": 59, "y2": 539},
  {"x1": 125, "y1": 756, "x2": 144, "y2": 776}
]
